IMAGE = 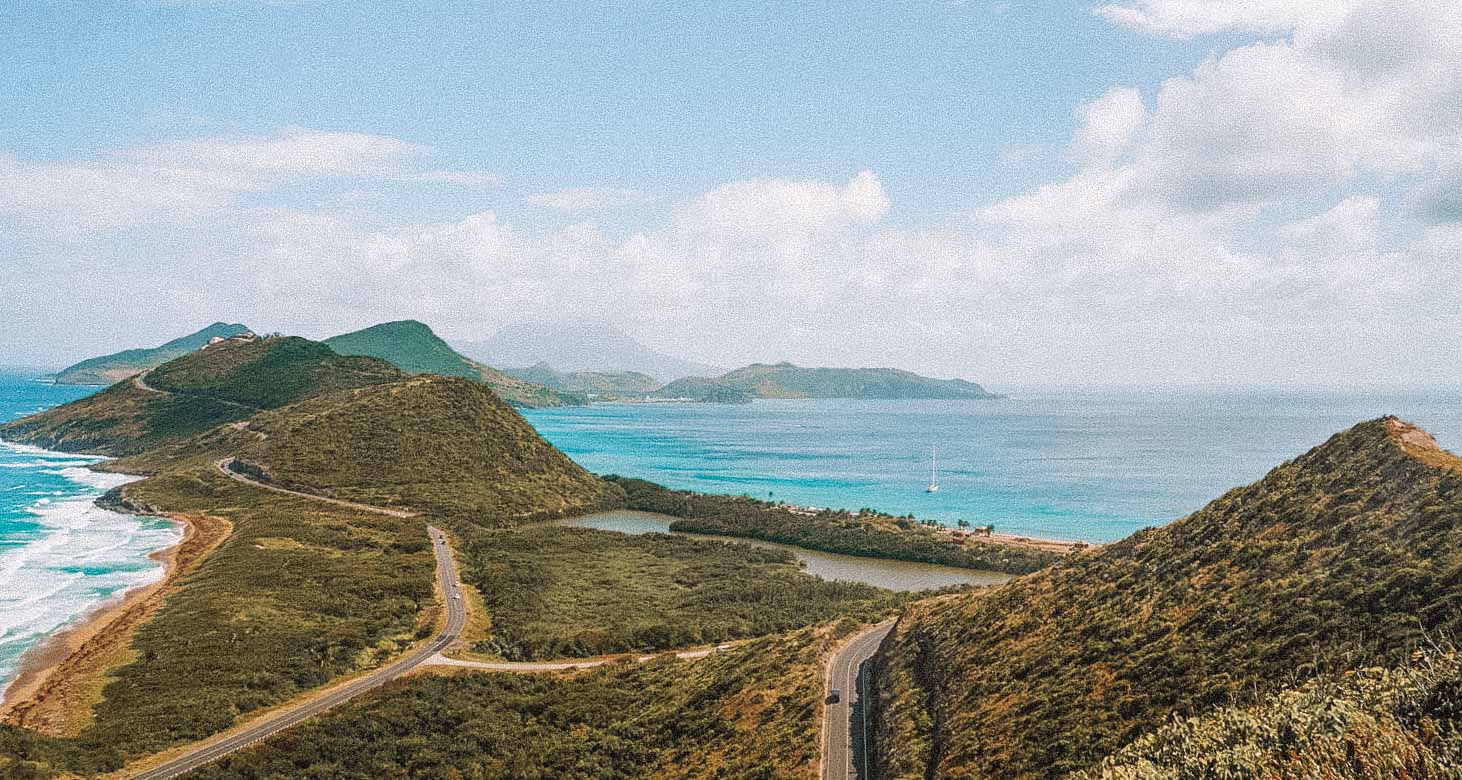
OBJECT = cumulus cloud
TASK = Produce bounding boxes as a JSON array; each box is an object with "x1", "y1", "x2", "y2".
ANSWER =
[
  {"x1": 1093, "y1": 0, "x2": 1357, "y2": 39},
  {"x1": 1071, "y1": 87, "x2": 1147, "y2": 167}
]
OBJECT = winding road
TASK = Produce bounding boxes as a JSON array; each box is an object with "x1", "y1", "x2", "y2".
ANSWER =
[
  {"x1": 822, "y1": 621, "x2": 895, "y2": 780},
  {"x1": 125, "y1": 525, "x2": 465, "y2": 780}
]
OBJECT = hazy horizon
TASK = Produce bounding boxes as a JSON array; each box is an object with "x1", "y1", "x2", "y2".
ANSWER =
[{"x1": 3, "y1": 1, "x2": 1459, "y2": 388}]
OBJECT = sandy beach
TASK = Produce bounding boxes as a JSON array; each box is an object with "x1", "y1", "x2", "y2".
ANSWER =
[{"x1": 0, "y1": 510, "x2": 231, "y2": 736}]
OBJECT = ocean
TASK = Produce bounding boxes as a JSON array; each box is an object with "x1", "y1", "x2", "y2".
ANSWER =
[
  {"x1": 523, "y1": 388, "x2": 1462, "y2": 544},
  {"x1": 0, "y1": 374, "x2": 179, "y2": 695}
]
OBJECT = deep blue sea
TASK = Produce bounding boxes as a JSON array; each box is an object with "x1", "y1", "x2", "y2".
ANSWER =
[
  {"x1": 523, "y1": 389, "x2": 1462, "y2": 544},
  {"x1": 0, "y1": 375, "x2": 178, "y2": 695}
]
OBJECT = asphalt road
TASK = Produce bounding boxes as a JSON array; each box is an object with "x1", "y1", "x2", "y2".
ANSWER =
[
  {"x1": 822, "y1": 621, "x2": 895, "y2": 780},
  {"x1": 215, "y1": 457, "x2": 417, "y2": 518},
  {"x1": 126, "y1": 525, "x2": 464, "y2": 779}
]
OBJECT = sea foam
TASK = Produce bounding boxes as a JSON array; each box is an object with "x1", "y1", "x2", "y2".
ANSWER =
[{"x1": 0, "y1": 442, "x2": 180, "y2": 698}]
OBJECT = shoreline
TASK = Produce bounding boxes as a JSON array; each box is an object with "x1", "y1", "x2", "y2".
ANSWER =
[{"x1": 0, "y1": 503, "x2": 230, "y2": 736}]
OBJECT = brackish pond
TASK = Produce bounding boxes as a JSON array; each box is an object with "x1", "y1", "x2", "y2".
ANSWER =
[{"x1": 555, "y1": 510, "x2": 1010, "y2": 592}]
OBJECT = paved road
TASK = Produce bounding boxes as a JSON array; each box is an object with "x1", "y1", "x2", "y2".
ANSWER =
[
  {"x1": 126, "y1": 525, "x2": 465, "y2": 779},
  {"x1": 822, "y1": 621, "x2": 895, "y2": 780},
  {"x1": 215, "y1": 457, "x2": 417, "y2": 518}
]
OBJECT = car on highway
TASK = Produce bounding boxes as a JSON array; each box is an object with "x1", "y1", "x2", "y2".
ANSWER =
[{"x1": 827, "y1": 689, "x2": 841, "y2": 704}]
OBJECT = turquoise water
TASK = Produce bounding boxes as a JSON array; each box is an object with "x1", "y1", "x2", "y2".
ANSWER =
[
  {"x1": 523, "y1": 390, "x2": 1462, "y2": 544},
  {"x1": 0, "y1": 374, "x2": 179, "y2": 694}
]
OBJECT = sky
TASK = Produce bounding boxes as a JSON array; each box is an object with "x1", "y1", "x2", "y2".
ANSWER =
[{"x1": 1, "y1": 0, "x2": 1458, "y2": 387}]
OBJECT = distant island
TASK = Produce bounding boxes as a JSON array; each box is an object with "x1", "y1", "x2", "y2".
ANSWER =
[
  {"x1": 652, "y1": 362, "x2": 1001, "y2": 403},
  {"x1": 503, "y1": 362, "x2": 662, "y2": 400},
  {"x1": 42, "y1": 322, "x2": 252, "y2": 385}
]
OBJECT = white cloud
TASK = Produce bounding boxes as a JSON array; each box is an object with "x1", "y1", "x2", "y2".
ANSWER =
[
  {"x1": 1093, "y1": 0, "x2": 1357, "y2": 39},
  {"x1": 526, "y1": 186, "x2": 652, "y2": 211},
  {"x1": 1071, "y1": 87, "x2": 1147, "y2": 167}
]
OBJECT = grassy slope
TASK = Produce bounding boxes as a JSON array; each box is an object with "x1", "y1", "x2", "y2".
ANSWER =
[
  {"x1": 458, "y1": 524, "x2": 904, "y2": 660},
  {"x1": 45, "y1": 323, "x2": 250, "y2": 385},
  {"x1": 223, "y1": 375, "x2": 622, "y2": 523},
  {"x1": 181, "y1": 624, "x2": 852, "y2": 780},
  {"x1": 1076, "y1": 650, "x2": 1462, "y2": 779},
  {"x1": 505, "y1": 362, "x2": 663, "y2": 396},
  {"x1": 612, "y1": 476, "x2": 1062, "y2": 574},
  {"x1": 872, "y1": 417, "x2": 1462, "y2": 779},
  {"x1": 0, "y1": 337, "x2": 402, "y2": 457},
  {"x1": 324, "y1": 320, "x2": 585, "y2": 408}
]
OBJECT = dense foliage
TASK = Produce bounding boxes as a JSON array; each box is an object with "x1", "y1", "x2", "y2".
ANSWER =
[
  {"x1": 0, "y1": 336, "x2": 402, "y2": 456},
  {"x1": 455, "y1": 524, "x2": 904, "y2": 660},
  {"x1": 872, "y1": 418, "x2": 1462, "y2": 779},
  {"x1": 1077, "y1": 650, "x2": 1462, "y2": 779},
  {"x1": 185, "y1": 626, "x2": 845, "y2": 780},
  {"x1": 653, "y1": 362, "x2": 998, "y2": 401},
  {"x1": 231, "y1": 376, "x2": 622, "y2": 522},
  {"x1": 44, "y1": 322, "x2": 250, "y2": 385},
  {"x1": 610, "y1": 476, "x2": 1060, "y2": 574},
  {"x1": 323, "y1": 319, "x2": 585, "y2": 407}
]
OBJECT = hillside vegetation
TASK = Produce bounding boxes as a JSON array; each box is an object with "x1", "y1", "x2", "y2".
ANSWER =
[
  {"x1": 1076, "y1": 650, "x2": 1462, "y2": 779},
  {"x1": 219, "y1": 375, "x2": 621, "y2": 523},
  {"x1": 324, "y1": 320, "x2": 584, "y2": 407},
  {"x1": 611, "y1": 476, "x2": 1062, "y2": 574},
  {"x1": 458, "y1": 524, "x2": 903, "y2": 660},
  {"x1": 0, "y1": 336, "x2": 402, "y2": 456},
  {"x1": 654, "y1": 362, "x2": 998, "y2": 402},
  {"x1": 872, "y1": 417, "x2": 1462, "y2": 779},
  {"x1": 43, "y1": 322, "x2": 250, "y2": 385},
  {"x1": 180, "y1": 625, "x2": 848, "y2": 780}
]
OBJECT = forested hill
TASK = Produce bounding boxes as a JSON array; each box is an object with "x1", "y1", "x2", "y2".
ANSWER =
[
  {"x1": 654, "y1": 362, "x2": 998, "y2": 401},
  {"x1": 42, "y1": 322, "x2": 251, "y2": 385},
  {"x1": 0, "y1": 336, "x2": 403, "y2": 456},
  {"x1": 872, "y1": 417, "x2": 1462, "y2": 779},
  {"x1": 324, "y1": 320, "x2": 584, "y2": 408}
]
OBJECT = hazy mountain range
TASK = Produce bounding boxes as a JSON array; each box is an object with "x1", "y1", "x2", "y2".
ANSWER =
[{"x1": 454, "y1": 319, "x2": 721, "y2": 382}]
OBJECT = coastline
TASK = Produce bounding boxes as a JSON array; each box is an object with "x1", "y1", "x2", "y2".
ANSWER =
[{"x1": 0, "y1": 507, "x2": 230, "y2": 735}]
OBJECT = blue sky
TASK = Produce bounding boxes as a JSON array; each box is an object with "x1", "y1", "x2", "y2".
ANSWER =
[
  {"x1": 3, "y1": 2, "x2": 1202, "y2": 222},
  {"x1": 1, "y1": 1, "x2": 1459, "y2": 387}
]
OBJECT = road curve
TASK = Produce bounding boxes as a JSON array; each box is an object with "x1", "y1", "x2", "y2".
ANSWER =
[
  {"x1": 215, "y1": 457, "x2": 417, "y2": 518},
  {"x1": 126, "y1": 525, "x2": 466, "y2": 780},
  {"x1": 822, "y1": 620, "x2": 895, "y2": 780}
]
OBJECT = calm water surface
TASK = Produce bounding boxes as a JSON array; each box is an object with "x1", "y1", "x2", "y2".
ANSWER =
[
  {"x1": 526, "y1": 389, "x2": 1462, "y2": 543},
  {"x1": 556, "y1": 510, "x2": 1006, "y2": 591}
]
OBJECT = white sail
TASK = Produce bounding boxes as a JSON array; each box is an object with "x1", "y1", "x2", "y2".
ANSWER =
[{"x1": 926, "y1": 446, "x2": 939, "y2": 493}]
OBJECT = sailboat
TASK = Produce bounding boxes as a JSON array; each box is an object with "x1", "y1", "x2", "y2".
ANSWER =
[{"x1": 925, "y1": 446, "x2": 939, "y2": 493}]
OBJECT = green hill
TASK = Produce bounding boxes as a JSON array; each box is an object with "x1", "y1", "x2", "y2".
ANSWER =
[
  {"x1": 871, "y1": 417, "x2": 1462, "y2": 778},
  {"x1": 504, "y1": 362, "x2": 662, "y2": 398},
  {"x1": 653, "y1": 362, "x2": 998, "y2": 402},
  {"x1": 0, "y1": 336, "x2": 403, "y2": 456},
  {"x1": 43, "y1": 322, "x2": 251, "y2": 385},
  {"x1": 324, "y1": 320, "x2": 584, "y2": 408},
  {"x1": 211, "y1": 375, "x2": 620, "y2": 522}
]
